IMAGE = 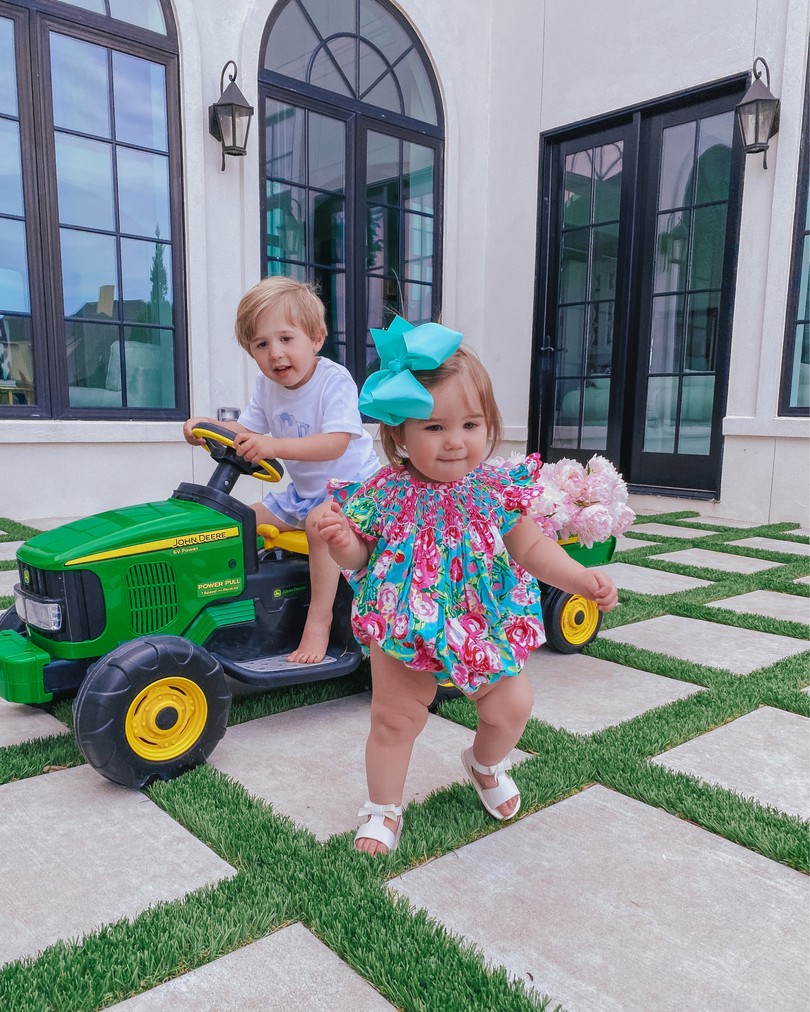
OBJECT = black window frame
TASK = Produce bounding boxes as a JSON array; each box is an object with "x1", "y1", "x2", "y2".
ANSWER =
[
  {"x1": 778, "y1": 51, "x2": 810, "y2": 417},
  {"x1": 0, "y1": 0, "x2": 187, "y2": 421},
  {"x1": 258, "y1": 0, "x2": 444, "y2": 388}
]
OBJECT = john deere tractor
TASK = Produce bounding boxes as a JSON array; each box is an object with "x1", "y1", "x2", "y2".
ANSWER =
[{"x1": 0, "y1": 424, "x2": 361, "y2": 788}]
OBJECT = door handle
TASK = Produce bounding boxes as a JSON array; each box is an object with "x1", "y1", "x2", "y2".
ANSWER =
[{"x1": 540, "y1": 337, "x2": 555, "y2": 352}]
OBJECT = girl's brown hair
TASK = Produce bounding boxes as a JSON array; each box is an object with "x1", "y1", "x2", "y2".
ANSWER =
[
  {"x1": 235, "y1": 276, "x2": 327, "y2": 352},
  {"x1": 378, "y1": 346, "x2": 503, "y2": 463}
]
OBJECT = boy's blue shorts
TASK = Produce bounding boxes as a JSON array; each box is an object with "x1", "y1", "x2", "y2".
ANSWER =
[{"x1": 261, "y1": 484, "x2": 327, "y2": 529}]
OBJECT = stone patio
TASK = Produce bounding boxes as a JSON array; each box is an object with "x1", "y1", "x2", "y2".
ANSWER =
[
  {"x1": 109, "y1": 922, "x2": 394, "y2": 1010},
  {"x1": 631, "y1": 522, "x2": 714, "y2": 539},
  {"x1": 389, "y1": 786, "x2": 810, "y2": 1011},
  {"x1": 649, "y1": 547, "x2": 782, "y2": 574},
  {"x1": 525, "y1": 648, "x2": 703, "y2": 735},
  {"x1": 601, "y1": 614, "x2": 808, "y2": 674},
  {"x1": 728, "y1": 537, "x2": 810, "y2": 557},
  {"x1": 706, "y1": 590, "x2": 810, "y2": 624},
  {"x1": 651, "y1": 707, "x2": 810, "y2": 820},
  {"x1": 598, "y1": 561, "x2": 712, "y2": 594},
  {"x1": 0, "y1": 698, "x2": 68, "y2": 748},
  {"x1": 0, "y1": 541, "x2": 22, "y2": 562},
  {"x1": 0, "y1": 766, "x2": 236, "y2": 968}
]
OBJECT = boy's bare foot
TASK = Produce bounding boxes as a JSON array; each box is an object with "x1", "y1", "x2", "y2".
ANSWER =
[
  {"x1": 287, "y1": 622, "x2": 330, "y2": 664},
  {"x1": 469, "y1": 765, "x2": 520, "y2": 818}
]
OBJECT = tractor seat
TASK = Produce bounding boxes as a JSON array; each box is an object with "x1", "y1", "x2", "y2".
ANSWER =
[{"x1": 256, "y1": 523, "x2": 309, "y2": 556}]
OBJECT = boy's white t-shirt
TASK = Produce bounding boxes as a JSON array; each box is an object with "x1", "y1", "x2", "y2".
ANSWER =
[{"x1": 238, "y1": 356, "x2": 380, "y2": 499}]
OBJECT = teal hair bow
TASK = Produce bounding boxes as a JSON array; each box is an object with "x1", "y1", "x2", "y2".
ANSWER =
[{"x1": 359, "y1": 315, "x2": 463, "y2": 425}]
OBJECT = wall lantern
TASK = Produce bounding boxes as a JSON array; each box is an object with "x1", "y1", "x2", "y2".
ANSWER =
[
  {"x1": 208, "y1": 61, "x2": 254, "y2": 171},
  {"x1": 735, "y1": 57, "x2": 781, "y2": 169}
]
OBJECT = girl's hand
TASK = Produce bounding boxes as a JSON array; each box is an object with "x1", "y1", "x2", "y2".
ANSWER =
[
  {"x1": 317, "y1": 499, "x2": 354, "y2": 549},
  {"x1": 233, "y1": 431, "x2": 275, "y2": 464},
  {"x1": 579, "y1": 569, "x2": 619, "y2": 612}
]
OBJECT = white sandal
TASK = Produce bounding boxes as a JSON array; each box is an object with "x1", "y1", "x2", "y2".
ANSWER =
[
  {"x1": 355, "y1": 801, "x2": 403, "y2": 853},
  {"x1": 461, "y1": 747, "x2": 521, "y2": 820}
]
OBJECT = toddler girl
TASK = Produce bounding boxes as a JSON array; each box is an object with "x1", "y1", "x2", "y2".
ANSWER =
[{"x1": 318, "y1": 317, "x2": 617, "y2": 855}]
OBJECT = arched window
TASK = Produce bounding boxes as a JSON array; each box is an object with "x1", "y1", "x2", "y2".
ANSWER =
[
  {"x1": 260, "y1": 0, "x2": 443, "y2": 382},
  {"x1": 0, "y1": 0, "x2": 185, "y2": 418}
]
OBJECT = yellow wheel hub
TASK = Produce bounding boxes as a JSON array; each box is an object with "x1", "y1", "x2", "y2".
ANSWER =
[
  {"x1": 560, "y1": 595, "x2": 600, "y2": 645},
  {"x1": 125, "y1": 677, "x2": 208, "y2": 761}
]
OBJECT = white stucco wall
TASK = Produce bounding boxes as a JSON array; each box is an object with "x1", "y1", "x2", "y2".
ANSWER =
[{"x1": 0, "y1": 0, "x2": 807, "y2": 525}]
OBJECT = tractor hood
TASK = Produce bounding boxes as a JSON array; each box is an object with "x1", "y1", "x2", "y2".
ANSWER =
[{"x1": 17, "y1": 498, "x2": 241, "y2": 571}]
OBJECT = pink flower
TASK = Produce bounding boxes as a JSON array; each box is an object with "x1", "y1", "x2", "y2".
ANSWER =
[
  {"x1": 505, "y1": 615, "x2": 544, "y2": 660},
  {"x1": 412, "y1": 635, "x2": 443, "y2": 671},
  {"x1": 391, "y1": 612, "x2": 409, "y2": 639},
  {"x1": 460, "y1": 635, "x2": 502, "y2": 674},
  {"x1": 358, "y1": 612, "x2": 387, "y2": 641},
  {"x1": 376, "y1": 582, "x2": 399, "y2": 616},
  {"x1": 373, "y1": 549, "x2": 394, "y2": 579},
  {"x1": 449, "y1": 556, "x2": 464, "y2": 582},
  {"x1": 410, "y1": 588, "x2": 439, "y2": 624}
]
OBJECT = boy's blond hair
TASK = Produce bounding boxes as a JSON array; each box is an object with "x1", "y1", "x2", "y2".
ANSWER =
[
  {"x1": 235, "y1": 276, "x2": 327, "y2": 353},
  {"x1": 379, "y1": 346, "x2": 503, "y2": 463}
]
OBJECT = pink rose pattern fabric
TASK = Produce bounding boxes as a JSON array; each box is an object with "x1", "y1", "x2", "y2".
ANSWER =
[{"x1": 329, "y1": 455, "x2": 546, "y2": 695}]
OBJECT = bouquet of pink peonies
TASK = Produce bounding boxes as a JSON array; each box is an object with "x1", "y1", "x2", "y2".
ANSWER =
[{"x1": 491, "y1": 453, "x2": 636, "y2": 549}]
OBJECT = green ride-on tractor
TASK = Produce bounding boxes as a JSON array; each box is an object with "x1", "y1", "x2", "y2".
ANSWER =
[
  {"x1": 0, "y1": 424, "x2": 362, "y2": 788},
  {"x1": 0, "y1": 424, "x2": 615, "y2": 789}
]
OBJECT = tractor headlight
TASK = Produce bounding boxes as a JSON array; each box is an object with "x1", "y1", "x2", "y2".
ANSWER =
[{"x1": 14, "y1": 589, "x2": 63, "y2": 632}]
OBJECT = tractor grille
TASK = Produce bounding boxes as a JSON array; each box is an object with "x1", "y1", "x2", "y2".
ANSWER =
[
  {"x1": 16, "y1": 562, "x2": 105, "y2": 641},
  {"x1": 126, "y1": 561, "x2": 178, "y2": 634}
]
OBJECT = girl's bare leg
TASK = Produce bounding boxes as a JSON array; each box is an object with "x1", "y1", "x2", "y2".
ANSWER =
[
  {"x1": 357, "y1": 642, "x2": 437, "y2": 855},
  {"x1": 470, "y1": 670, "x2": 534, "y2": 818}
]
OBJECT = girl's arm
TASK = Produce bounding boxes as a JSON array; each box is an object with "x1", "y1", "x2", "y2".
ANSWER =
[
  {"x1": 504, "y1": 517, "x2": 618, "y2": 611},
  {"x1": 233, "y1": 430, "x2": 351, "y2": 465},
  {"x1": 317, "y1": 499, "x2": 374, "y2": 570}
]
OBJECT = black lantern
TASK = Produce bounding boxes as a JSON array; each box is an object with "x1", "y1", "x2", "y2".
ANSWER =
[
  {"x1": 208, "y1": 61, "x2": 254, "y2": 171},
  {"x1": 735, "y1": 57, "x2": 781, "y2": 169}
]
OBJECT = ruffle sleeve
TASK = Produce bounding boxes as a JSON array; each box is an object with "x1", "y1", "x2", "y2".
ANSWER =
[
  {"x1": 328, "y1": 468, "x2": 399, "y2": 541},
  {"x1": 483, "y1": 452, "x2": 545, "y2": 535}
]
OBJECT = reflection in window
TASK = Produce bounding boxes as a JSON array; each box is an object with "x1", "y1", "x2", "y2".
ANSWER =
[{"x1": 57, "y1": 0, "x2": 167, "y2": 35}]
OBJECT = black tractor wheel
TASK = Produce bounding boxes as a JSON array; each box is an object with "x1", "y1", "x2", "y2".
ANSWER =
[
  {"x1": 542, "y1": 587, "x2": 602, "y2": 654},
  {"x1": 73, "y1": 635, "x2": 231, "y2": 789}
]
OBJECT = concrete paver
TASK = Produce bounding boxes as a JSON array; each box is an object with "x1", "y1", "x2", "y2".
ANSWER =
[
  {"x1": 0, "y1": 569, "x2": 17, "y2": 597},
  {"x1": 796, "y1": 575, "x2": 810, "y2": 585},
  {"x1": 601, "y1": 614, "x2": 808, "y2": 674},
  {"x1": 0, "y1": 766, "x2": 236, "y2": 968},
  {"x1": 729, "y1": 536, "x2": 810, "y2": 557},
  {"x1": 0, "y1": 698, "x2": 68, "y2": 747},
  {"x1": 389, "y1": 786, "x2": 810, "y2": 1011},
  {"x1": 0, "y1": 541, "x2": 22, "y2": 562},
  {"x1": 109, "y1": 922, "x2": 395, "y2": 1010},
  {"x1": 598, "y1": 561, "x2": 712, "y2": 594},
  {"x1": 651, "y1": 707, "x2": 810, "y2": 819},
  {"x1": 613, "y1": 534, "x2": 655, "y2": 552},
  {"x1": 631, "y1": 522, "x2": 714, "y2": 539},
  {"x1": 649, "y1": 547, "x2": 782, "y2": 574},
  {"x1": 209, "y1": 693, "x2": 528, "y2": 840},
  {"x1": 526, "y1": 648, "x2": 703, "y2": 735},
  {"x1": 706, "y1": 589, "x2": 810, "y2": 624}
]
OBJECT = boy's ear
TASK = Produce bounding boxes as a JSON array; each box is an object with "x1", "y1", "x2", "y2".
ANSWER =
[{"x1": 313, "y1": 327, "x2": 327, "y2": 353}]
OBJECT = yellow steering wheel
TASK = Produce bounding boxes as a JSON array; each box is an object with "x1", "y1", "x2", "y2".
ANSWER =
[{"x1": 192, "y1": 423, "x2": 283, "y2": 483}]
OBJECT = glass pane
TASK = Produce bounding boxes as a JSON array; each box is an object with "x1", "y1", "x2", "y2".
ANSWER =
[
  {"x1": 55, "y1": 133, "x2": 114, "y2": 230},
  {"x1": 556, "y1": 305, "x2": 585, "y2": 376},
  {"x1": 312, "y1": 191, "x2": 344, "y2": 266},
  {"x1": 649, "y1": 294, "x2": 684, "y2": 374},
  {"x1": 58, "y1": 0, "x2": 104, "y2": 12},
  {"x1": 121, "y1": 237, "x2": 172, "y2": 325},
  {"x1": 65, "y1": 319, "x2": 122, "y2": 408},
  {"x1": 363, "y1": 71, "x2": 401, "y2": 116},
  {"x1": 108, "y1": 0, "x2": 167, "y2": 34},
  {"x1": 304, "y1": 0, "x2": 356, "y2": 38},
  {"x1": 800, "y1": 234, "x2": 810, "y2": 318},
  {"x1": 563, "y1": 151, "x2": 592, "y2": 227},
  {"x1": 789, "y1": 323, "x2": 809, "y2": 409},
  {"x1": 659, "y1": 121, "x2": 695, "y2": 210},
  {"x1": 309, "y1": 113, "x2": 345, "y2": 192},
  {"x1": 366, "y1": 274, "x2": 399, "y2": 335},
  {"x1": 581, "y1": 380, "x2": 609, "y2": 450},
  {"x1": 117, "y1": 328, "x2": 175, "y2": 408},
  {"x1": 695, "y1": 112, "x2": 733, "y2": 204},
  {"x1": 60, "y1": 228, "x2": 117, "y2": 318},
  {"x1": 310, "y1": 46, "x2": 353, "y2": 97},
  {"x1": 367, "y1": 131, "x2": 399, "y2": 190},
  {"x1": 360, "y1": 0, "x2": 411, "y2": 64},
  {"x1": 0, "y1": 118, "x2": 24, "y2": 217},
  {"x1": 679, "y1": 374, "x2": 714, "y2": 455},
  {"x1": 587, "y1": 303, "x2": 614, "y2": 374},
  {"x1": 553, "y1": 379, "x2": 580, "y2": 448},
  {"x1": 592, "y1": 141, "x2": 623, "y2": 222},
  {"x1": 366, "y1": 204, "x2": 398, "y2": 276},
  {"x1": 0, "y1": 314, "x2": 34, "y2": 404},
  {"x1": 404, "y1": 281, "x2": 432, "y2": 324},
  {"x1": 403, "y1": 212, "x2": 432, "y2": 282},
  {"x1": 0, "y1": 218, "x2": 30, "y2": 313},
  {"x1": 690, "y1": 203, "x2": 727, "y2": 290},
  {"x1": 265, "y1": 100, "x2": 305, "y2": 184},
  {"x1": 113, "y1": 53, "x2": 167, "y2": 151},
  {"x1": 591, "y1": 224, "x2": 618, "y2": 300},
  {"x1": 685, "y1": 292, "x2": 719, "y2": 371},
  {"x1": 267, "y1": 182, "x2": 307, "y2": 262},
  {"x1": 403, "y1": 142, "x2": 433, "y2": 211},
  {"x1": 396, "y1": 48, "x2": 437, "y2": 124},
  {"x1": 644, "y1": 376, "x2": 676, "y2": 453},
  {"x1": 266, "y1": 259, "x2": 308, "y2": 281},
  {"x1": 264, "y1": 1, "x2": 319, "y2": 78},
  {"x1": 559, "y1": 228, "x2": 588, "y2": 303},
  {"x1": 0, "y1": 18, "x2": 17, "y2": 117},
  {"x1": 359, "y1": 40, "x2": 389, "y2": 101},
  {"x1": 117, "y1": 147, "x2": 170, "y2": 239},
  {"x1": 314, "y1": 268, "x2": 346, "y2": 364},
  {"x1": 50, "y1": 34, "x2": 110, "y2": 138},
  {"x1": 655, "y1": 210, "x2": 690, "y2": 293}
]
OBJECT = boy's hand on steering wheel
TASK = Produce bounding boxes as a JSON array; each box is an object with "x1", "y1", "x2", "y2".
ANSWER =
[
  {"x1": 233, "y1": 431, "x2": 275, "y2": 464},
  {"x1": 183, "y1": 416, "x2": 216, "y2": 446}
]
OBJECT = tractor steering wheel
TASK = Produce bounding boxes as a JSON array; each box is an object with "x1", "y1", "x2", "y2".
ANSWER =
[{"x1": 192, "y1": 423, "x2": 284, "y2": 483}]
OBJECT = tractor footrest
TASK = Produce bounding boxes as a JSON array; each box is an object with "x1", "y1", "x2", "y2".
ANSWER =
[{"x1": 214, "y1": 648, "x2": 361, "y2": 689}]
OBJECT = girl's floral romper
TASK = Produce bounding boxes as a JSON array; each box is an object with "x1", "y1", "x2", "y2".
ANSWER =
[{"x1": 330, "y1": 454, "x2": 546, "y2": 696}]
